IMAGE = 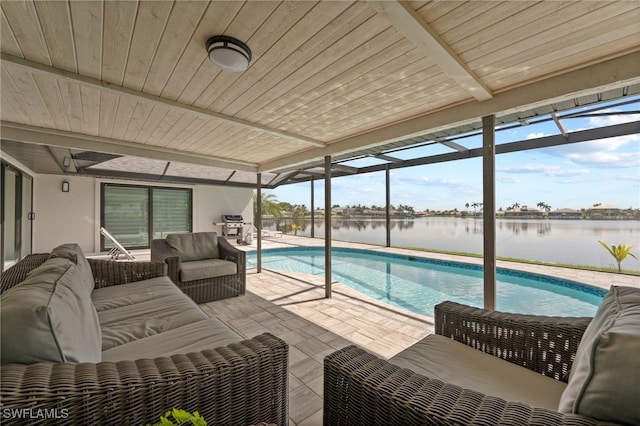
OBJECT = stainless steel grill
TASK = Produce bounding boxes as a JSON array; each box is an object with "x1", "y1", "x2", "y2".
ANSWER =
[{"x1": 220, "y1": 214, "x2": 244, "y2": 239}]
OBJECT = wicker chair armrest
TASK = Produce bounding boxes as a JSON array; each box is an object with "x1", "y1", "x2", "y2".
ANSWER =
[
  {"x1": 0, "y1": 333, "x2": 288, "y2": 426},
  {"x1": 324, "y1": 345, "x2": 606, "y2": 426},
  {"x1": 87, "y1": 258, "x2": 167, "y2": 289},
  {"x1": 0, "y1": 254, "x2": 50, "y2": 294},
  {"x1": 150, "y1": 239, "x2": 181, "y2": 284},
  {"x1": 218, "y1": 237, "x2": 246, "y2": 268},
  {"x1": 434, "y1": 301, "x2": 592, "y2": 381}
]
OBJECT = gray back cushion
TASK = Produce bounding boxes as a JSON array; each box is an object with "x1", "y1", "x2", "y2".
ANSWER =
[
  {"x1": 166, "y1": 232, "x2": 220, "y2": 261},
  {"x1": 0, "y1": 257, "x2": 102, "y2": 364},
  {"x1": 49, "y1": 243, "x2": 95, "y2": 292},
  {"x1": 558, "y1": 285, "x2": 640, "y2": 425}
]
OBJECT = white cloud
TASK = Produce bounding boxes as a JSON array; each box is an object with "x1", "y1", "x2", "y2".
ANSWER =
[
  {"x1": 587, "y1": 110, "x2": 640, "y2": 127},
  {"x1": 499, "y1": 176, "x2": 521, "y2": 183},
  {"x1": 395, "y1": 175, "x2": 472, "y2": 190},
  {"x1": 614, "y1": 172, "x2": 640, "y2": 183},
  {"x1": 526, "y1": 132, "x2": 548, "y2": 139},
  {"x1": 563, "y1": 151, "x2": 640, "y2": 168},
  {"x1": 530, "y1": 107, "x2": 640, "y2": 169},
  {"x1": 497, "y1": 164, "x2": 589, "y2": 177},
  {"x1": 540, "y1": 133, "x2": 639, "y2": 166}
]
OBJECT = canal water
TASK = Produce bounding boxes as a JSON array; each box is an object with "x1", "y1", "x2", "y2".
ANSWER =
[{"x1": 265, "y1": 217, "x2": 640, "y2": 270}]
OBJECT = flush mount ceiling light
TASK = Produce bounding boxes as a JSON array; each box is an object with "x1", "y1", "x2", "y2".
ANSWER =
[{"x1": 206, "y1": 35, "x2": 252, "y2": 72}]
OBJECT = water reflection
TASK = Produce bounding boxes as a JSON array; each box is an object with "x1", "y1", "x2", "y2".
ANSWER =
[
  {"x1": 465, "y1": 221, "x2": 482, "y2": 234},
  {"x1": 262, "y1": 217, "x2": 640, "y2": 270}
]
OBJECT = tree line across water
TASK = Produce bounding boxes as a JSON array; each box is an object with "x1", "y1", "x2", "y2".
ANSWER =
[{"x1": 255, "y1": 193, "x2": 640, "y2": 221}]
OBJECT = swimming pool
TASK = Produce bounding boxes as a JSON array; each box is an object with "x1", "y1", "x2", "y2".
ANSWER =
[{"x1": 247, "y1": 247, "x2": 606, "y2": 317}]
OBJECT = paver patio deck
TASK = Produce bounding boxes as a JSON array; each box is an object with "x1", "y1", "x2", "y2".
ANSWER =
[
  {"x1": 199, "y1": 268, "x2": 434, "y2": 426},
  {"x1": 125, "y1": 234, "x2": 638, "y2": 425}
]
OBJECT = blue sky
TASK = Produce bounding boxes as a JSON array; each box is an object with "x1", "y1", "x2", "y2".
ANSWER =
[{"x1": 271, "y1": 97, "x2": 640, "y2": 212}]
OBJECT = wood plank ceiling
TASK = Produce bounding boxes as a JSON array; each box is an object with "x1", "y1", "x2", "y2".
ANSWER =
[{"x1": 1, "y1": 1, "x2": 639, "y2": 175}]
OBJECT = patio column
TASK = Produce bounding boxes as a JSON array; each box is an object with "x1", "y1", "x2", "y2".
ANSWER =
[
  {"x1": 482, "y1": 115, "x2": 496, "y2": 310},
  {"x1": 256, "y1": 173, "x2": 262, "y2": 273},
  {"x1": 386, "y1": 165, "x2": 391, "y2": 247},
  {"x1": 311, "y1": 177, "x2": 315, "y2": 238},
  {"x1": 324, "y1": 155, "x2": 332, "y2": 298}
]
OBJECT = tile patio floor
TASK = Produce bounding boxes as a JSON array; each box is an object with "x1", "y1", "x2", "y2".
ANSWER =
[
  {"x1": 199, "y1": 268, "x2": 433, "y2": 426},
  {"x1": 127, "y1": 234, "x2": 638, "y2": 426}
]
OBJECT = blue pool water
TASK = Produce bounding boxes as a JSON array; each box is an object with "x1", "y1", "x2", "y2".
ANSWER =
[{"x1": 247, "y1": 247, "x2": 606, "y2": 317}]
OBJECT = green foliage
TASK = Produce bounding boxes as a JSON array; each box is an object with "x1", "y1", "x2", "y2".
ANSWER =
[
  {"x1": 146, "y1": 409, "x2": 207, "y2": 426},
  {"x1": 536, "y1": 201, "x2": 551, "y2": 213},
  {"x1": 598, "y1": 241, "x2": 638, "y2": 272},
  {"x1": 253, "y1": 192, "x2": 283, "y2": 219}
]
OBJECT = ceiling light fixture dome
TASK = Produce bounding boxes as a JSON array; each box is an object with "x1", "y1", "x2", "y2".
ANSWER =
[{"x1": 206, "y1": 35, "x2": 252, "y2": 72}]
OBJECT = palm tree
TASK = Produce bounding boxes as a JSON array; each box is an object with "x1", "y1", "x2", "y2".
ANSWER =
[
  {"x1": 253, "y1": 192, "x2": 283, "y2": 220},
  {"x1": 598, "y1": 241, "x2": 638, "y2": 272},
  {"x1": 537, "y1": 201, "x2": 551, "y2": 215}
]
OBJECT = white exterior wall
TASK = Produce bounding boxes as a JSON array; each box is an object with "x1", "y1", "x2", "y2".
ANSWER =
[
  {"x1": 31, "y1": 174, "x2": 253, "y2": 254},
  {"x1": 33, "y1": 174, "x2": 97, "y2": 253}
]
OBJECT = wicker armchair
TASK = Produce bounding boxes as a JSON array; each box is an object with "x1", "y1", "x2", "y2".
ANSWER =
[
  {"x1": 323, "y1": 301, "x2": 610, "y2": 426},
  {"x1": 151, "y1": 235, "x2": 246, "y2": 303},
  {"x1": 1, "y1": 254, "x2": 288, "y2": 426}
]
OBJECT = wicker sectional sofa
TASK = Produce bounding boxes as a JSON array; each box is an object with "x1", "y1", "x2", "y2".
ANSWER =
[
  {"x1": 325, "y1": 289, "x2": 639, "y2": 426},
  {"x1": 0, "y1": 245, "x2": 288, "y2": 426}
]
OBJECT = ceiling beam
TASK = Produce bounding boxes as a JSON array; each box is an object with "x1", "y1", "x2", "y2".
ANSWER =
[
  {"x1": 437, "y1": 139, "x2": 469, "y2": 153},
  {"x1": 273, "y1": 120, "x2": 639, "y2": 186},
  {"x1": 357, "y1": 121, "x2": 640, "y2": 174},
  {"x1": 259, "y1": 51, "x2": 640, "y2": 173},
  {"x1": 369, "y1": 1, "x2": 492, "y2": 101},
  {"x1": 268, "y1": 171, "x2": 299, "y2": 186},
  {"x1": 46, "y1": 145, "x2": 78, "y2": 173},
  {"x1": 1, "y1": 53, "x2": 326, "y2": 148},
  {"x1": 1, "y1": 121, "x2": 257, "y2": 172},
  {"x1": 374, "y1": 154, "x2": 404, "y2": 163},
  {"x1": 79, "y1": 168, "x2": 259, "y2": 189},
  {"x1": 552, "y1": 113, "x2": 569, "y2": 138},
  {"x1": 297, "y1": 169, "x2": 325, "y2": 178},
  {"x1": 332, "y1": 164, "x2": 358, "y2": 174}
]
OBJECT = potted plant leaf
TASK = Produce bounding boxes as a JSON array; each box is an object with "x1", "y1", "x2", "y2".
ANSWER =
[{"x1": 146, "y1": 409, "x2": 207, "y2": 426}]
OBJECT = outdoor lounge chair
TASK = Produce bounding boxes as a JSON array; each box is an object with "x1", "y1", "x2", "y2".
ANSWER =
[
  {"x1": 151, "y1": 232, "x2": 246, "y2": 303},
  {"x1": 324, "y1": 289, "x2": 639, "y2": 426},
  {"x1": 262, "y1": 229, "x2": 283, "y2": 238},
  {"x1": 99, "y1": 227, "x2": 135, "y2": 260}
]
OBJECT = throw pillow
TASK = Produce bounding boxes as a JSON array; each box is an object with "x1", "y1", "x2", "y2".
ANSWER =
[
  {"x1": 557, "y1": 285, "x2": 640, "y2": 424},
  {"x1": 0, "y1": 257, "x2": 102, "y2": 364}
]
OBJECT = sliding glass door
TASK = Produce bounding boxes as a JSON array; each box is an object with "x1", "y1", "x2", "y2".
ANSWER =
[
  {"x1": 1, "y1": 162, "x2": 33, "y2": 271},
  {"x1": 102, "y1": 185, "x2": 149, "y2": 249},
  {"x1": 101, "y1": 183, "x2": 192, "y2": 250}
]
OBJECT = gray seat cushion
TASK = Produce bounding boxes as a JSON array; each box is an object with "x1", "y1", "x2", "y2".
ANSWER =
[
  {"x1": 102, "y1": 318, "x2": 243, "y2": 362},
  {"x1": 390, "y1": 333, "x2": 567, "y2": 410},
  {"x1": 91, "y1": 276, "x2": 180, "y2": 312},
  {"x1": 180, "y1": 259, "x2": 237, "y2": 282},
  {"x1": 98, "y1": 287, "x2": 208, "y2": 351}
]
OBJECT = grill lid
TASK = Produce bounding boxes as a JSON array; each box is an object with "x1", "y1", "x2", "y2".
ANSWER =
[{"x1": 222, "y1": 214, "x2": 243, "y2": 222}]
